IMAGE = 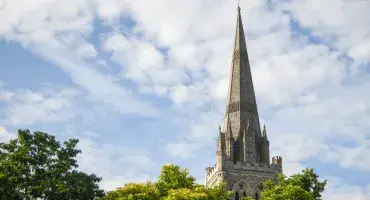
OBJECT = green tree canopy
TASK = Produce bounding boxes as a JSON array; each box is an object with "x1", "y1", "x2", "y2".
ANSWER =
[
  {"x1": 260, "y1": 184, "x2": 314, "y2": 200},
  {"x1": 102, "y1": 182, "x2": 160, "y2": 200},
  {"x1": 102, "y1": 164, "x2": 232, "y2": 200},
  {"x1": 0, "y1": 129, "x2": 105, "y2": 200},
  {"x1": 155, "y1": 164, "x2": 196, "y2": 196},
  {"x1": 281, "y1": 168, "x2": 327, "y2": 200},
  {"x1": 253, "y1": 168, "x2": 327, "y2": 200}
]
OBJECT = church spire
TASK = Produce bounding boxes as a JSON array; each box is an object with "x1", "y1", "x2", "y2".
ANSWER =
[
  {"x1": 205, "y1": 4, "x2": 283, "y2": 191},
  {"x1": 224, "y1": 5, "x2": 261, "y2": 138}
]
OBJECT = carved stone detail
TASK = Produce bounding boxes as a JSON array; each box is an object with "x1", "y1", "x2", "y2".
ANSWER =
[
  {"x1": 226, "y1": 101, "x2": 258, "y2": 115},
  {"x1": 233, "y1": 49, "x2": 240, "y2": 60},
  {"x1": 233, "y1": 49, "x2": 248, "y2": 62},
  {"x1": 224, "y1": 173, "x2": 273, "y2": 182}
]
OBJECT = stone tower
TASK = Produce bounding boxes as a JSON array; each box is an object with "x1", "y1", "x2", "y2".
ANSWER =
[{"x1": 204, "y1": 5, "x2": 283, "y2": 200}]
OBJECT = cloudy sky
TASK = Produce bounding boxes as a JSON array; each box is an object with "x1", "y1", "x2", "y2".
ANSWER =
[{"x1": 1, "y1": 0, "x2": 370, "y2": 199}]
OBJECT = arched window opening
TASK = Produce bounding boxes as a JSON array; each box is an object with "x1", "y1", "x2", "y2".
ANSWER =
[
  {"x1": 255, "y1": 192, "x2": 259, "y2": 200},
  {"x1": 243, "y1": 191, "x2": 247, "y2": 196},
  {"x1": 234, "y1": 191, "x2": 239, "y2": 200}
]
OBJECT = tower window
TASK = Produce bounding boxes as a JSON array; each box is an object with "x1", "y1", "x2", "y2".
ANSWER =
[
  {"x1": 255, "y1": 193, "x2": 259, "y2": 200},
  {"x1": 235, "y1": 191, "x2": 239, "y2": 200}
]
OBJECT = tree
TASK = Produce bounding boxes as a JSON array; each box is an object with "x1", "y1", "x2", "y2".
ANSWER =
[
  {"x1": 155, "y1": 164, "x2": 196, "y2": 196},
  {"x1": 260, "y1": 184, "x2": 314, "y2": 200},
  {"x1": 282, "y1": 168, "x2": 327, "y2": 200},
  {"x1": 257, "y1": 169, "x2": 326, "y2": 200},
  {"x1": 101, "y1": 182, "x2": 160, "y2": 200},
  {"x1": 0, "y1": 129, "x2": 105, "y2": 200},
  {"x1": 102, "y1": 164, "x2": 232, "y2": 200}
]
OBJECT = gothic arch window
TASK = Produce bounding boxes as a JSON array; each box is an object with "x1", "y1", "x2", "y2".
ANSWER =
[
  {"x1": 232, "y1": 181, "x2": 253, "y2": 199},
  {"x1": 253, "y1": 182, "x2": 263, "y2": 200},
  {"x1": 235, "y1": 191, "x2": 240, "y2": 200},
  {"x1": 255, "y1": 192, "x2": 259, "y2": 200}
]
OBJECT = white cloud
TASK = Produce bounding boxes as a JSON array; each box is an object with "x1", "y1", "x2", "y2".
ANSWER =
[
  {"x1": 335, "y1": 142, "x2": 370, "y2": 172},
  {"x1": 271, "y1": 131, "x2": 370, "y2": 172},
  {"x1": 323, "y1": 176, "x2": 370, "y2": 200},
  {"x1": 103, "y1": 33, "x2": 189, "y2": 90},
  {"x1": 75, "y1": 43, "x2": 98, "y2": 58},
  {"x1": 263, "y1": 72, "x2": 370, "y2": 172},
  {"x1": 0, "y1": 0, "x2": 93, "y2": 44},
  {"x1": 272, "y1": 133, "x2": 328, "y2": 162},
  {"x1": 165, "y1": 111, "x2": 223, "y2": 159},
  {"x1": 1, "y1": 0, "x2": 158, "y2": 117},
  {"x1": 93, "y1": 0, "x2": 129, "y2": 21},
  {"x1": 35, "y1": 44, "x2": 158, "y2": 116},
  {"x1": 103, "y1": 33, "x2": 132, "y2": 53},
  {"x1": 0, "y1": 87, "x2": 78, "y2": 126},
  {"x1": 0, "y1": 126, "x2": 16, "y2": 143},
  {"x1": 128, "y1": 0, "x2": 204, "y2": 46},
  {"x1": 166, "y1": 142, "x2": 202, "y2": 159},
  {"x1": 76, "y1": 137, "x2": 156, "y2": 191},
  {"x1": 169, "y1": 85, "x2": 191, "y2": 105},
  {"x1": 348, "y1": 39, "x2": 370, "y2": 61},
  {"x1": 281, "y1": 0, "x2": 370, "y2": 68}
]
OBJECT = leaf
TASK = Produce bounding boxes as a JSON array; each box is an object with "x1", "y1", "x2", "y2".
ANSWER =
[{"x1": 0, "y1": 129, "x2": 105, "y2": 200}]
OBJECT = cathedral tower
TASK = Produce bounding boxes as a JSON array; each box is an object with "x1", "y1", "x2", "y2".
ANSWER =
[{"x1": 205, "y1": 5, "x2": 283, "y2": 200}]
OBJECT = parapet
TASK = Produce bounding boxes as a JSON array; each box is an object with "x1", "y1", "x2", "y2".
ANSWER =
[
  {"x1": 205, "y1": 165, "x2": 219, "y2": 187},
  {"x1": 205, "y1": 166, "x2": 217, "y2": 177},
  {"x1": 271, "y1": 156, "x2": 282, "y2": 167}
]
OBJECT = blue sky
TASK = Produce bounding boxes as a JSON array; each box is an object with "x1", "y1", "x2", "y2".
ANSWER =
[{"x1": 1, "y1": 0, "x2": 370, "y2": 199}]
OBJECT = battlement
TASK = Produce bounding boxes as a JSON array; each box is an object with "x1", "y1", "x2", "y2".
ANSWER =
[
  {"x1": 271, "y1": 156, "x2": 282, "y2": 167},
  {"x1": 206, "y1": 166, "x2": 215, "y2": 175},
  {"x1": 225, "y1": 160, "x2": 281, "y2": 172},
  {"x1": 205, "y1": 165, "x2": 217, "y2": 178},
  {"x1": 205, "y1": 165, "x2": 219, "y2": 187}
]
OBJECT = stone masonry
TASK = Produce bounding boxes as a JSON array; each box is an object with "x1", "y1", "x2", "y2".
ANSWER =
[{"x1": 204, "y1": 6, "x2": 283, "y2": 200}]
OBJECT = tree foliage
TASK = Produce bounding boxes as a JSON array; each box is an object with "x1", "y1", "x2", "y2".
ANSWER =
[
  {"x1": 0, "y1": 129, "x2": 105, "y2": 200},
  {"x1": 281, "y1": 168, "x2": 327, "y2": 200},
  {"x1": 261, "y1": 184, "x2": 314, "y2": 200},
  {"x1": 102, "y1": 182, "x2": 160, "y2": 200},
  {"x1": 102, "y1": 164, "x2": 232, "y2": 200},
  {"x1": 258, "y1": 168, "x2": 326, "y2": 200},
  {"x1": 156, "y1": 164, "x2": 196, "y2": 196}
]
